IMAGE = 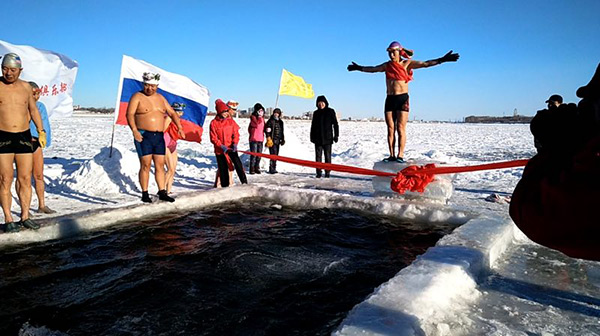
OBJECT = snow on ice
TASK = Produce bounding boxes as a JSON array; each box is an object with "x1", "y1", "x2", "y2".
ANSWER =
[{"x1": 7, "y1": 115, "x2": 600, "y2": 335}]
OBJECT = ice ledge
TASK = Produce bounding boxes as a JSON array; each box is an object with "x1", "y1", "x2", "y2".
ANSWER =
[
  {"x1": 0, "y1": 185, "x2": 261, "y2": 247},
  {"x1": 0, "y1": 185, "x2": 474, "y2": 248},
  {"x1": 334, "y1": 215, "x2": 519, "y2": 336}
]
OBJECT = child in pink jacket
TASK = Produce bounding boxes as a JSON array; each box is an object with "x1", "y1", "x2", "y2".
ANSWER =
[{"x1": 248, "y1": 102, "x2": 265, "y2": 174}]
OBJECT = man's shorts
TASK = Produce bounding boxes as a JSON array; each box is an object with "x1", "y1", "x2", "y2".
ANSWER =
[
  {"x1": 0, "y1": 129, "x2": 34, "y2": 154},
  {"x1": 384, "y1": 93, "x2": 410, "y2": 118},
  {"x1": 134, "y1": 130, "x2": 166, "y2": 157}
]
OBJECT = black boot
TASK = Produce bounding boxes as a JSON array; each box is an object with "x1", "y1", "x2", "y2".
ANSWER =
[
  {"x1": 141, "y1": 191, "x2": 152, "y2": 203},
  {"x1": 324, "y1": 171, "x2": 330, "y2": 178},
  {"x1": 316, "y1": 169, "x2": 322, "y2": 178},
  {"x1": 158, "y1": 190, "x2": 175, "y2": 202},
  {"x1": 255, "y1": 165, "x2": 261, "y2": 174}
]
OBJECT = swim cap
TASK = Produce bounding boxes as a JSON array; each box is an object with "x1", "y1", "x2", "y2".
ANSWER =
[
  {"x1": 28, "y1": 81, "x2": 40, "y2": 90},
  {"x1": 142, "y1": 72, "x2": 160, "y2": 85},
  {"x1": 386, "y1": 41, "x2": 413, "y2": 59},
  {"x1": 1, "y1": 53, "x2": 22, "y2": 68},
  {"x1": 171, "y1": 102, "x2": 186, "y2": 111},
  {"x1": 387, "y1": 41, "x2": 402, "y2": 51}
]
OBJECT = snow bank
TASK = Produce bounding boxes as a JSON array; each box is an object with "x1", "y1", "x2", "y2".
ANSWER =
[
  {"x1": 372, "y1": 161, "x2": 454, "y2": 204},
  {"x1": 334, "y1": 216, "x2": 521, "y2": 336},
  {"x1": 61, "y1": 144, "x2": 141, "y2": 195}
]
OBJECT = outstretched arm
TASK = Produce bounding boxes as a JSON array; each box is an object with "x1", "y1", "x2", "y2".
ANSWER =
[
  {"x1": 409, "y1": 50, "x2": 460, "y2": 70},
  {"x1": 347, "y1": 62, "x2": 386, "y2": 73}
]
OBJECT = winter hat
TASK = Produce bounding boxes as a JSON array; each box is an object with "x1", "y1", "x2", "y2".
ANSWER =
[
  {"x1": 273, "y1": 108, "x2": 282, "y2": 116},
  {"x1": 316, "y1": 95, "x2": 329, "y2": 108},
  {"x1": 1, "y1": 53, "x2": 22, "y2": 68},
  {"x1": 142, "y1": 72, "x2": 160, "y2": 85},
  {"x1": 227, "y1": 100, "x2": 239, "y2": 110},
  {"x1": 253, "y1": 103, "x2": 265, "y2": 114},
  {"x1": 215, "y1": 99, "x2": 230, "y2": 114},
  {"x1": 545, "y1": 94, "x2": 563, "y2": 104},
  {"x1": 386, "y1": 41, "x2": 414, "y2": 59}
]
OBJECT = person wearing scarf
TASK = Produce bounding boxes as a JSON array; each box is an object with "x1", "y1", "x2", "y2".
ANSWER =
[{"x1": 347, "y1": 41, "x2": 459, "y2": 163}]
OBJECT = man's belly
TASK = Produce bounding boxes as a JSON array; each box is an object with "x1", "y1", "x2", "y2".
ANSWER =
[
  {"x1": 135, "y1": 113, "x2": 164, "y2": 132},
  {"x1": 0, "y1": 110, "x2": 31, "y2": 132},
  {"x1": 386, "y1": 80, "x2": 409, "y2": 95}
]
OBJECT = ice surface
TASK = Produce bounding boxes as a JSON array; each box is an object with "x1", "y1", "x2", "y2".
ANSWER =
[{"x1": 3, "y1": 116, "x2": 598, "y2": 335}]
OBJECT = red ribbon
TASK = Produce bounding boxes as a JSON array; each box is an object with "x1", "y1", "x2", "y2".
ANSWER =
[{"x1": 239, "y1": 151, "x2": 528, "y2": 194}]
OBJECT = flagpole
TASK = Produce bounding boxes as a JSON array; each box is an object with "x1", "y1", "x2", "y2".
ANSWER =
[
  {"x1": 275, "y1": 69, "x2": 284, "y2": 108},
  {"x1": 109, "y1": 123, "x2": 117, "y2": 158},
  {"x1": 109, "y1": 55, "x2": 126, "y2": 158}
]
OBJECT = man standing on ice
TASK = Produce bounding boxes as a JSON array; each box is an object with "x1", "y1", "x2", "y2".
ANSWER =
[
  {"x1": 347, "y1": 41, "x2": 459, "y2": 162},
  {"x1": 126, "y1": 72, "x2": 185, "y2": 203},
  {"x1": 0, "y1": 53, "x2": 46, "y2": 232}
]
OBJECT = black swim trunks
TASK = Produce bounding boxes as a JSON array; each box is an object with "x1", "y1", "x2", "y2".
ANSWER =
[
  {"x1": 0, "y1": 129, "x2": 34, "y2": 154},
  {"x1": 384, "y1": 93, "x2": 410, "y2": 114},
  {"x1": 134, "y1": 130, "x2": 166, "y2": 157},
  {"x1": 32, "y1": 137, "x2": 41, "y2": 152}
]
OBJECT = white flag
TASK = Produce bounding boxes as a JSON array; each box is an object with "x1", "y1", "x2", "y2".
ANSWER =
[{"x1": 0, "y1": 40, "x2": 79, "y2": 118}]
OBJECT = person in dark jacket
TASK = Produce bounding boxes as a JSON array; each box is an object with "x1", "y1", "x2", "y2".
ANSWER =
[
  {"x1": 310, "y1": 95, "x2": 339, "y2": 178},
  {"x1": 265, "y1": 108, "x2": 285, "y2": 174},
  {"x1": 510, "y1": 63, "x2": 600, "y2": 261}
]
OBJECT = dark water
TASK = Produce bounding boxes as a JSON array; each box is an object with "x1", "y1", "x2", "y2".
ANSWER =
[{"x1": 0, "y1": 200, "x2": 454, "y2": 336}]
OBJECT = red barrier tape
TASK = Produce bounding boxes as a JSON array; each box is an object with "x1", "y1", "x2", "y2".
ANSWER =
[
  {"x1": 239, "y1": 150, "x2": 396, "y2": 177},
  {"x1": 239, "y1": 150, "x2": 529, "y2": 193}
]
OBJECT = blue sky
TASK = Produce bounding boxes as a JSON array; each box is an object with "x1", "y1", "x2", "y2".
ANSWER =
[{"x1": 4, "y1": 0, "x2": 599, "y2": 120}]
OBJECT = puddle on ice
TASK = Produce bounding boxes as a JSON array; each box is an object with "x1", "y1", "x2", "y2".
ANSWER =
[{"x1": 0, "y1": 199, "x2": 454, "y2": 336}]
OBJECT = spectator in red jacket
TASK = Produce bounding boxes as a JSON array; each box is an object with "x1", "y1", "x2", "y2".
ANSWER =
[{"x1": 210, "y1": 99, "x2": 247, "y2": 187}]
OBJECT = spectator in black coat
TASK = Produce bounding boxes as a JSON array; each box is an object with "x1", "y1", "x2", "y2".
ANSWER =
[
  {"x1": 265, "y1": 108, "x2": 285, "y2": 174},
  {"x1": 310, "y1": 95, "x2": 339, "y2": 178}
]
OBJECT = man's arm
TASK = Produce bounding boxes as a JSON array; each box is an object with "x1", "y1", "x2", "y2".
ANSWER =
[
  {"x1": 28, "y1": 93, "x2": 43, "y2": 133},
  {"x1": 163, "y1": 97, "x2": 186, "y2": 139},
  {"x1": 408, "y1": 50, "x2": 460, "y2": 70},
  {"x1": 126, "y1": 94, "x2": 143, "y2": 142},
  {"x1": 332, "y1": 110, "x2": 340, "y2": 142},
  {"x1": 27, "y1": 90, "x2": 47, "y2": 148},
  {"x1": 347, "y1": 62, "x2": 386, "y2": 73}
]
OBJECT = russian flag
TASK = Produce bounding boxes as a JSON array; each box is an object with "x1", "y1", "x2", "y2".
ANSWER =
[{"x1": 114, "y1": 55, "x2": 209, "y2": 143}]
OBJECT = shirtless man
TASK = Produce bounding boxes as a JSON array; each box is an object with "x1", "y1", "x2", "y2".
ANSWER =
[
  {"x1": 126, "y1": 72, "x2": 185, "y2": 203},
  {"x1": 348, "y1": 41, "x2": 459, "y2": 162},
  {"x1": 0, "y1": 53, "x2": 46, "y2": 232}
]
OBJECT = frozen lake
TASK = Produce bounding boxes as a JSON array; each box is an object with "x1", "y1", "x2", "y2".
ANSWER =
[{"x1": 2, "y1": 115, "x2": 598, "y2": 335}]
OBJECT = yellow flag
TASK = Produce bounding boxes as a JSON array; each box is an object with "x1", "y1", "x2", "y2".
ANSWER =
[{"x1": 278, "y1": 69, "x2": 315, "y2": 99}]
